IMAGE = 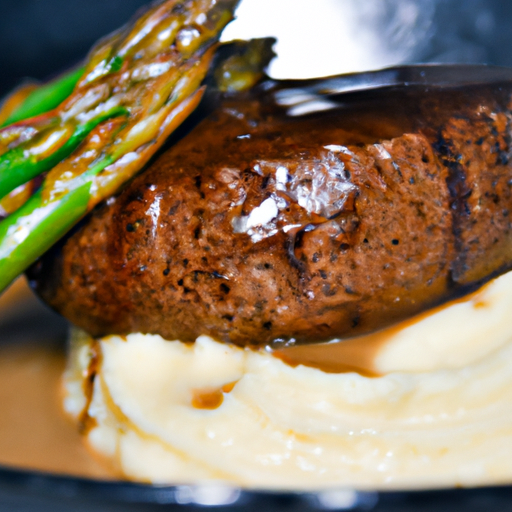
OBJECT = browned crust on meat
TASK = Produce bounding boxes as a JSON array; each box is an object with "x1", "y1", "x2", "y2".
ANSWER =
[{"x1": 29, "y1": 83, "x2": 512, "y2": 347}]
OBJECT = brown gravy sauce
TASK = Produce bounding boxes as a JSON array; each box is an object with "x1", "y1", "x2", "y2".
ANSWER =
[
  {"x1": 274, "y1": 286, "x2": 486, "y2": 375},
  {"x1": 0, "y1": 278, "x2": 114, "y2": 479},
  {"x1": 192, "y1": 381, "x2": 237, "y2": 410}
]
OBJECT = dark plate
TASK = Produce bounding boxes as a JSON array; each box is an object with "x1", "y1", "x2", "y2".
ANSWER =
[
  {"x1": 3, "y1": 1, "x2": 512, "y2": 510},
  {"x1": 3, "y1": 465, "x2": 512, "y2": 512}
]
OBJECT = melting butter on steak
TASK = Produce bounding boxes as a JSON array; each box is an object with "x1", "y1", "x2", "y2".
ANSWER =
[{"x1": 29, "y1": 81, "x2": 512, "y2": 347}]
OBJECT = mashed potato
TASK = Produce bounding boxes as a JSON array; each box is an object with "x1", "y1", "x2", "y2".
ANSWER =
[{"x1": 64, "y1": 271, "x2": 512, "y2": 490}]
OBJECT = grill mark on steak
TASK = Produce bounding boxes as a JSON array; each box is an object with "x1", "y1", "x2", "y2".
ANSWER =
[
  {"x1": 284, "y1": 229, "x2": 307, "y2": 273},
  {"x1": 433, "y1": 132, "x2": 472, "y2": 285}
]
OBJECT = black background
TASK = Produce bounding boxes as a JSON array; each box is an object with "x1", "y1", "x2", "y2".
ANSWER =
[
  {"x1": 2, "y1": 0, "x2": 512, "y2": 97},
  {"x1": 0, "y1": 0, "x2": 148, "y2": 95}
]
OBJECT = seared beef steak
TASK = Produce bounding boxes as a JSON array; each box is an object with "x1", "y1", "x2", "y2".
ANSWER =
[{"x1": 29, "y1": 81, "x2": 512, "y2": 347}]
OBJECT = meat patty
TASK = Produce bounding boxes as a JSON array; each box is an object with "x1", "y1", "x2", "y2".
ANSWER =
[{"x1": 29, "y1": 80, "x2": 512, "y2": 347}]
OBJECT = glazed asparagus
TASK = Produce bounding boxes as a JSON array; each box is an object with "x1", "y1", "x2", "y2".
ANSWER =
[{"x1": 0, "y1": 0, "x2": 240, "y2": 293}]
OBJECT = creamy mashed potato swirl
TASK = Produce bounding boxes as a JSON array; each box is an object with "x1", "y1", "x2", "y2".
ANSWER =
[{"x1": 64, "y1": 271, "x2": 512, "y2": 490}]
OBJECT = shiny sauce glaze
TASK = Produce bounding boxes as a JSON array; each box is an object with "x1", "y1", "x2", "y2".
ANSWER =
[{"x1": 31, "y1": 79, "x2": 512, "y2": 348}]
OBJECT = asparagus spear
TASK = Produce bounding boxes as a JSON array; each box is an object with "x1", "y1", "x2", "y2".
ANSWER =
[
  {"x1": 0, "y1": 84, "x2": 37, "y2": 126},
  {"x1": 0, "y1": 36, "x2": 275, "y2": 219},
  {"x1": 0, "y1": 0, "x2": 237, "y2": 161},
  {"x1": 0, "y1": 36, "x2": 276, "y2": 133},
  {"x1": 0, "y1": 0, "x2": 240, "y2": 293},
  {"x1": 0, "y1": 67, "x2": 84, "y2": 128},
  {"x1": 0, "y1": 105, "x2": 128, "y2": 199},
  {"x1": 0, "y1": 90, "x2": 203, "y2": 291}
]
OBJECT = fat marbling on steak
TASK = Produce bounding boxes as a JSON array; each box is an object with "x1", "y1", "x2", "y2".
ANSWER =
[{"x1": 28, "y1": 80, "x2": 512, "y2": 347}]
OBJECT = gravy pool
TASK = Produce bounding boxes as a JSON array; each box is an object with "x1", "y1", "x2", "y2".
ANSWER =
[{"x1": 0, "y1": 277, "x2": 114, "y2": 479}]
